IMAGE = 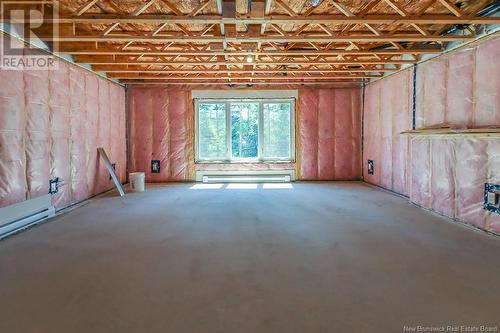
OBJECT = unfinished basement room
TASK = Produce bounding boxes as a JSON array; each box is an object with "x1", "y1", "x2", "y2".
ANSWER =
[{"x1": 1, "y1": 0, "x2": 500, "y2": 332}]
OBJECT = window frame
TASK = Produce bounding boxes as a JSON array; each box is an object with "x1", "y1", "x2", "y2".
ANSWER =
[{"x1": 195, "y1": 98, "x2": 295, "y2": 163}]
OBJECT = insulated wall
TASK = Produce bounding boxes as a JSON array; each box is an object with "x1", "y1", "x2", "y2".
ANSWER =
[
  {"x1": 363, "y1": 35, "x2": 500, "y2": 234},
  {"x1": 128, "y1": 88, "x2": 194, "y2": 182},
  {"x1": 297, "y1": 88, "x2": 361, "y2": 180},
  {"x1": 0, "y1": 33, "x2": 126, "y2": 209},
  {"x1": 127, "y1": 87, "x2": 362, "y2": 181},
  {"x1": 416, "y1": 36, "x2": 500, "y2": 128},
  {"x1": 408, "y1": 137, "x2": 500, "y2": 232},
  {"x1": 363, "y1": 70, "x2": 412, "y2": 195}
]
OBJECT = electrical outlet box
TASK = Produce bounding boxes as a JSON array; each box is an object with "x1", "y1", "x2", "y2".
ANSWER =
[
  {"x1": 484, "y1": 183, "x2": 500, "y2": 214},
  {"x1": 367, "y1": 160, "x2": 374, "y2": 175},
  {"x1": 151, "y1": 160, "x2": 161, "y2": 173},
  {"x1": 487, "y1": 192, "x2": 499, "y2": 206},
  {"x1": 49, "y1": 177, "x2": 59, "y2": 194}
]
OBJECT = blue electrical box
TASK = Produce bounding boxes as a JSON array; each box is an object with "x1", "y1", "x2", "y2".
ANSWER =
[{"x1": 484, "y1": 183, "x2": 500, "y2": 214}]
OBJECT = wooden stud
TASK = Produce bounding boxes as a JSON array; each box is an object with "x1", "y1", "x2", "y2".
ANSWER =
[
  {"x1": 437, "y1": 0, "x2": 464, "y2": 17},
  {"x1": 76, "y1": 0, "x2": 99, "y2": 16}
]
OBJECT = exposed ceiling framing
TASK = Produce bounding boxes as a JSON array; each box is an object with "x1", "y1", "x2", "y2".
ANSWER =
[{"x1": 4, "y1": 0, "x2": 499, "y2": 86}]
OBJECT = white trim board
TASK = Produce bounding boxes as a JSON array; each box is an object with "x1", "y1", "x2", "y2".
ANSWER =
[{"x1": 192, "y1": 90, "x2": 298, "y2": 99}]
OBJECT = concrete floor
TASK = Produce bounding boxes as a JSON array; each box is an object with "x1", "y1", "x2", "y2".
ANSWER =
[{"x1": 1, "y1": 182, "x2": 499, "y2": 333}]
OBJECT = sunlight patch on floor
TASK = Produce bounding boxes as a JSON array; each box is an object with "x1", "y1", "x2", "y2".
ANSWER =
[
  {"x1": 190, "y1": 184, "x2": 224, "y2": 190},
  {"x1": 226, "y1": 183, "x2": 259, "y2": 190},
  {"x1": 189, "y1": 183, "x2": 294, "y2": 190}
]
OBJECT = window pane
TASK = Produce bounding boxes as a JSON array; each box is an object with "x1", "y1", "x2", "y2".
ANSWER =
[
  {"x1": 198, "y1": 103, "x2": 226, "y2": 159},
  {"x1": 231, "y1": 103, "x2": 259, "y2": 159},
  {"x1": 263, "y1": 103, "x2": 291, "y2": 159}
]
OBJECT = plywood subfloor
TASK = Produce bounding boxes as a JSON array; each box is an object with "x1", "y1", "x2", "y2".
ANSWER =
[{"x1": 1, "y1": 182, "x2": 499, "y2": 333}]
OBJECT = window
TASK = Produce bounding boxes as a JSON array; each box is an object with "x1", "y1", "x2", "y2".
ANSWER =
[
  {"x1": 263, "y1": 103, "x2": 292, "y2": 159},
  {"x1": 198, "y1": 103, "x2": 227, "y2": 160},
  {"x1": 196, "y1": 99, "x2": 295, "y2": 162},
  {"x1": 231, "y1": 102, "x2": 259, "y2": 159}
]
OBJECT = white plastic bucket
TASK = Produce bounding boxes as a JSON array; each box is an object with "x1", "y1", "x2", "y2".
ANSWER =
[{"x1": 129, "y1": 172, "x2": 145, "y2": 192}]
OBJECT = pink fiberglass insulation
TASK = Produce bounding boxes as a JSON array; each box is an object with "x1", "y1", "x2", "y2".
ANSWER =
[
  {"x1": 298, "y1": 89, "x2": 319, "y2": 179},
  {"x1": 391, "y1": 71, "x2": 412, "y2": 196},
  {"x1": 49, "y1": 62, "x2": 71, "y2": 208},
  {"x1": 379, "y1": 78, "x2": 393, "y2": 190},
  {"x1": 446, "y1": 49, "x2": 474, "y2": 127},
  {"x1": 298, "y1": 88, "x2": 361, "y2": 180},
  {"x1": 85, "y1": 73, "x2": 100, "y2": 197},
  {"x1": 363, "y1": 83, "x2": 381, "y2": 185},
  {"x1": 151, "y1": 88, "x2": 170, "y2": 182},
  {"x1": 0, "y1": 61, "x2": 26, "y2": 206},
  {"x1": 128, "y1": 87, "x2": 192, "y2": 182},
  {"x1": 110, "y1": 84, "x2": 126, "y2": 184},
  {"x1": 128, "y1": 88, "x2": 153, "y2": 180},
  {"x1": 409, "y1": 137, "x2": 499, "y2": 233},
  {"x1": 99, "y1": 82, "x2": 126, "y2": 187},
  {"x1": 24, "y1": 65, "x2": 50, "y2": 200},
  {"x1": 363, "y1": 69, "x2": 412, "y2": 194},
  {"x1": 317, "y1": 89, "x2": 335, "y2": 179},
  {"x1": 409, "y1": 138, "x2": 431, "y2": 209},
  {"x1": 364, "y1": 35, "x2": 500, "y2": 234},
  {"x1": 455, "y1": 139, "x2": 488, "y2": 229},
  {"x1": 167, "y1": 89, "x2": 191, "y2": 181},
  {"x1": 430, "y1": 139, "x2": 455, "y2": 218},
  {"x1": 96, "y1": 80, "x2": 112, "y2": 195},
  {"x1": 117, "y1": 87, "x2": 127, "y2": 182},
  {"x1": 0, "y1": 33, "x2": 126, "y2": 210},
  {"x1": 475, "y1": 36, "x2": 500, "y2": 126},
  {"x1": 418, "y1": 59, "x2": 447, "y2": 128},
  {"x1": 335, "y1": 88, "x2": 361, "y2": 179},
  {"x1": 69, "y1": 66, "x2": 88, "y2": 203},
  {"x1": 128, "y1": 86, "x2": 360, "y2": 181},
  {"x1": 416, "y1": 35, "x2": 500, "y2": 129}
]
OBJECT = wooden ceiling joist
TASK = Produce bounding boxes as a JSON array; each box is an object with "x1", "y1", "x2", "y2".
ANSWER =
[
  {"x1": 40, "y1": 15, "x2": 500, "y2": 25},
  {"x1": 122, "y1": 80, "x2": 366, "y2": 85},
  {"x1": 41, "y1": 35, "x2": 473, "y2": 43},
  {"x1": 75, "y1": 59, "x2": 416, "y2": 66},
  {"x1": 21, "y1": 0, "x2": 497, "y2": 85},
  {"x1": 437, "y1": 0, "x2": 465, "y2": 17},
  {"x1": 108, "y1": 74, "x2": 381, "y2": 80},
  {"x1": 61, "y1": 48, "x2": 443, "y2": 56},
  {"x1": 93, "y1": 68, "x2": 397, "y2": 74},
  {"x1": 75, "y1": 0, "x2": 99, "y2": 16}
]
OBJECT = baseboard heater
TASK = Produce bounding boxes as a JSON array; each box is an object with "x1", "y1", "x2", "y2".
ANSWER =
[
  {"x1": 0, "y1": 194, "x2": 55, "y2": 239},
  {"x1": 196, "y1": 170, "x2": 295, "y2": 183}
]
